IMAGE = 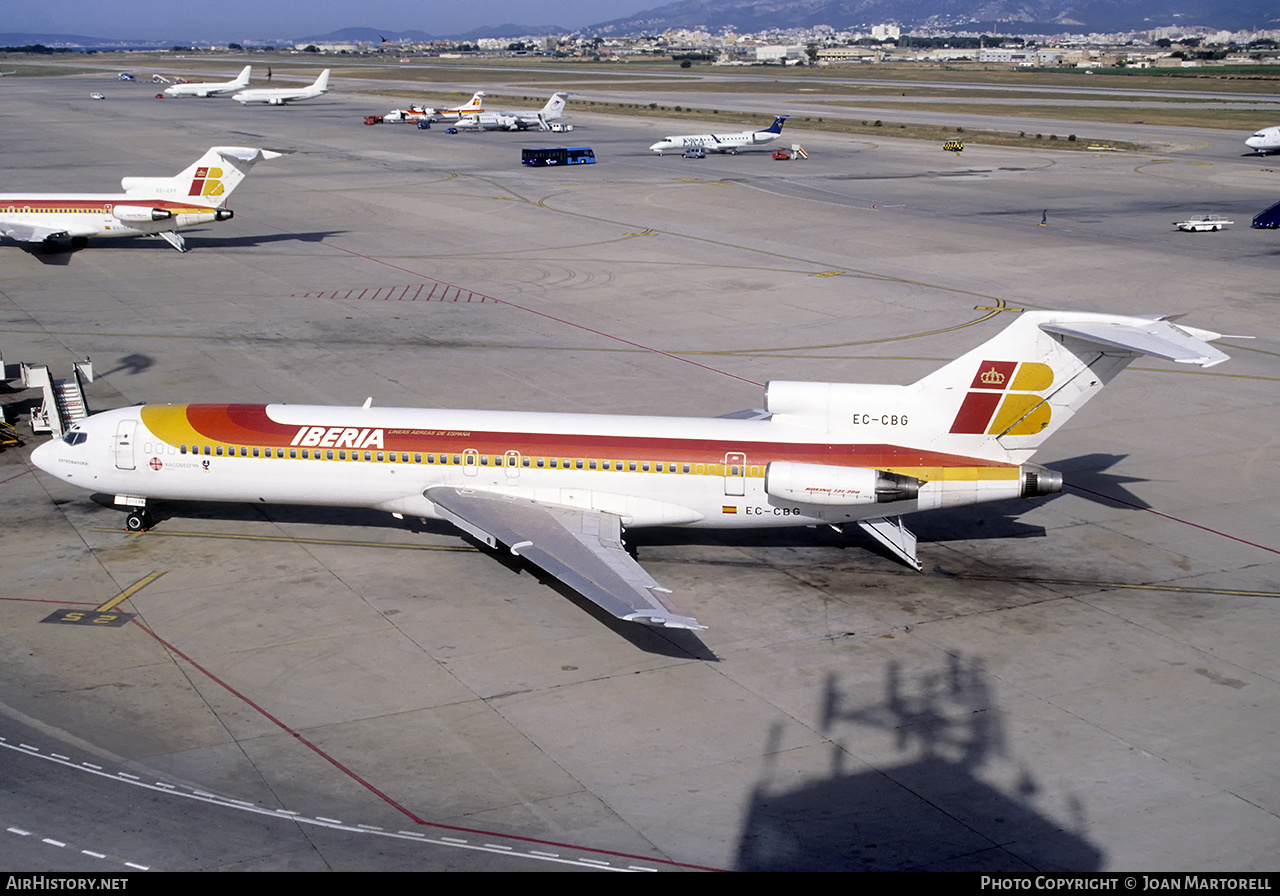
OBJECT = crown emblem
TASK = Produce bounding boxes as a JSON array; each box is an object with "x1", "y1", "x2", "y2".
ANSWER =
[{"x1": 979, "y1": 367, "x2": 1006, "y2": 385}]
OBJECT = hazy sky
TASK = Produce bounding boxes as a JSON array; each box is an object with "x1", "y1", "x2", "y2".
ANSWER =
[{"x1": 3, "y1": 0, "x2": 656, "y2": 41}]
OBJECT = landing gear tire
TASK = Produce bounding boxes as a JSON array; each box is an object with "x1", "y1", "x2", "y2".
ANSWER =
[{"x1": 125, "y1": 511, "x2": 150, "y2": 532}]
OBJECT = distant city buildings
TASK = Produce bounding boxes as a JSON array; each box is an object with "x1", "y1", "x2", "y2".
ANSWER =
[{"x1": 18, "y1": 21, "x2": 1279, "y2": 67}]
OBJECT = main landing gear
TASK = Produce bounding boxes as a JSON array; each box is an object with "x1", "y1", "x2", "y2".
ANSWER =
[{"x1": 125, "y1": 508, "x2": 153, "y2": 532}]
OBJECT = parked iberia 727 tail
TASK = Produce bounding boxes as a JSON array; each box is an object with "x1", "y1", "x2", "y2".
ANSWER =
[
  {"x1": 31, "y1": 311, "x2": 1228, "y2": 633},
  {"x1": 0, "y1": 146, "x2": 282, "y2": 252}
]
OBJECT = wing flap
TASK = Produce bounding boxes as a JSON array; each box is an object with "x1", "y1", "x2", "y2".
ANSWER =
[
  {"x1": 1040, "y1": 317, "x2": 1229, "y2": 367},
  {"x1": 425, "y1": 487, "x2": 704, "y2": 630},
  {"x1": 1, "y1": 222, "x2": 68, "y2": 244}
]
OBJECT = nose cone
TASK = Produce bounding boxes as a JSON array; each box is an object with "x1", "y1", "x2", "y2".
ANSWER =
[
  {"x1": 30, "y1": 438, "x2": 58, "y2": 475},
  {"x1": 650, "y1": 141, "x2": 669, "y2": 153}
]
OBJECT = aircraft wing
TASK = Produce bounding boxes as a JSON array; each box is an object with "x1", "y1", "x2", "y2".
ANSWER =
[
  {"x1": 425, "y1": 486, "x2": 704, "y2": 630},
  {"x1": 1040, "y1": 316, "x2": 1229, "y2": 367},
  {"x1": 0, "y1": 221, "x2": 68, "y2": 243}
]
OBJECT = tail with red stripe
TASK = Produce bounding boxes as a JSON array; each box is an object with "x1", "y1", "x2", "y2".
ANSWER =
[
  {"x1": 121, "y1": 146, "x2": 284, "y2": 208},
  {"x1": 915, "y1": 311, "x2": 1228, "y2": 462}
]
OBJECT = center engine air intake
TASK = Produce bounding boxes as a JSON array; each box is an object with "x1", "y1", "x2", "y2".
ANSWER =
[{"x1": 765, "y1": 462, "x2": 920, "y2": 506}]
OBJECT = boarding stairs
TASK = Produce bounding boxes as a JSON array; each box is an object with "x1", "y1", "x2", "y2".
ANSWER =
[{"x1": 23, "y1": 358, "x2": 93, "y2": 438}]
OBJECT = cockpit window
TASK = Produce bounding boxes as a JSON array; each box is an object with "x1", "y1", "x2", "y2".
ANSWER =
[{"x1": 61, "y1": 430, "x2": 88, "y2": 446}]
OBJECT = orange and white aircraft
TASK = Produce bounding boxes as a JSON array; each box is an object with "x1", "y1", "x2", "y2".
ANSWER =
[
  {"x1": 421, "y1": 90, "x2": 486, "y2": 121},
  {"x1": 31, "y1": 311, "x2": 1228, "y2": 631},
  {"x1": 0, "y1": 146, "x2": 281, "y2": 252}
]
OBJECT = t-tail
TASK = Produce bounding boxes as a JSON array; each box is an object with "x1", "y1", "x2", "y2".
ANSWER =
[
  {"x1": 121, "y1": 146, "x2": 284, "y2": 208},
  {"x1": 762, "y1": 115, "x2": 789, "y2": 135},
  {"x1": 766, "y1": 311, "x2": 1229, "y2": 466}
]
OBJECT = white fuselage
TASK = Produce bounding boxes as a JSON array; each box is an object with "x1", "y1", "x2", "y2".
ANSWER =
[
  {"x1": 163, "y1": 66, "x2": 250, "y2": 98},
  {"x1": 233, "y1": 70, "x2": 328, "y2": 105},
  {"x1": 0, "y1": 191, "x2": 228, "y2": 240},
  {"x1": 650, "y1": 129, "x2": 781, "y2": 155},
  {"x1": 31, "y1": 402, "x2": 1033, "y2": 531},
  {"x1": 1246, "y1": 126, "x2": 1280, "y2": 154}
]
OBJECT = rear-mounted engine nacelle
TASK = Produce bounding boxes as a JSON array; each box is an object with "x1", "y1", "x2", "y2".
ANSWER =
[
  {"x1": 215, "y1": 208, "x2": 233, "y2": 221},
  {"x1": 1020, "y1": 463, "x2": 1063, "y2": 498},
  {"x1": 765, "y1": 462, "x2": 920, "y2": 506},
  {"x1": 111, "y1": 205, "x2": 173, "y2": 223}
]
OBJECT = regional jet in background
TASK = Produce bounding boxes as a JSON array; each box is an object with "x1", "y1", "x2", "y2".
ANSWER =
[
  {"x1": 0, "y1": 146, "x2": 281, "y2": 252},
  {"x1": 164, "y1": 65, "x2": 251, "y2": 98},
  {"x1": 0, "y1": 70, "x2": 17, "y2": 76},
  {"x1": 1246, "y1": 126, "x2": 1280, "y2": 154},
  {"x1": 232, "y1": 69, "x2": 328, "y2": 105},
  {"x1": 454, "y1": 93, "x2": 568, "y2": 131},
  {"x1": 31, "y1": 311, "x2": 1228, "y2": 633},
  {"x1": 650, "y1": 116, "x2": 789, "y2": 154}
]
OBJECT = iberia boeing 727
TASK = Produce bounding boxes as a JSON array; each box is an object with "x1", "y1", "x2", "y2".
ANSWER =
[
  {"x1": 0, "y1": 146, "x2": 280, "y2": 252},
  {"x1": 31, "y1": 311, "x2": 1229, "y2": 632}
]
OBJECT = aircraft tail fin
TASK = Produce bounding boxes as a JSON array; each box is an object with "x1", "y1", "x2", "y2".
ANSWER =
[
  {"x1": 541, "y1": 93, "x2": 567, "y2": 119},
  {"x1": 766, "y1": 311, "x2": 1228, "y2": 464},
  {"x1": 312, "y1": 69, "x2": 330, "y2": 93},
  {"x1": 122, "y1": 146, "x2": 284, "y2": 207},
  {"x1": 764, "y1": 115, "x2": 790, "y2": 134},
  {"x1": 233, "y1": 65, "x2": 251, "y2": 88},
  {"x1": 915, "y1": 311, "x2": 1227, "y2": 460}
]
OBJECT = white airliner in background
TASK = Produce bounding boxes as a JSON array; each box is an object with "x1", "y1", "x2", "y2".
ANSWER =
[
  {"x1": 1245, "y1": 126, "x2": 1280, "y2": 154},
  {"x1": 650, "y1": 116, "x2": 789, "y2": 154},
  {"x1": 31, "y1": 311, "x2": 1228, "y2": 632},
  {"x1": 233, "y1": 69, "x2": 328, "y2": 105},
  {"x1": 0, "y1": 146, "x2": 281, "y2": 252},
  {"x1": 163, "y1": 65, "x2": 251, "y2": 98},
  {"x1": 455, "y1": 93, "x2": 568, "y2": 131}
]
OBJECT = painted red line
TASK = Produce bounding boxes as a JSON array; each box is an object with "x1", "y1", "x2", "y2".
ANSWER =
[
  {"x1": 2, "y1": 469, "x2": 36, "y2": 485},
  {"x1": 397, "y1": 285, "x2": 411, "y2": 302},
  {"x1": 128, "y1": 618, "x2": 720, "y2": 870},
  {"x1": 426, "y1": 283, "x2": 439, "y2": 301},
  {"x1": 1067, "y1": 484, "x2": 1279, "y2": 555}
]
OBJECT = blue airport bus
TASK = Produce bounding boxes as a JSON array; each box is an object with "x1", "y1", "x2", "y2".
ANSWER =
[{"x1": 521, "y1": 147, "x2": 596, "y2": 167}]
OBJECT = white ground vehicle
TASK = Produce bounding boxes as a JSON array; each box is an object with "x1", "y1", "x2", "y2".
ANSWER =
[{"x1": 1174, "y1": 215, "x2": 1233, "y2": 232}]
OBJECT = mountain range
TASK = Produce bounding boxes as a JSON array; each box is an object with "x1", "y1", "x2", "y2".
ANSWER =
[
  {"x1": 593, "y1": 0, "x2": 1278, "y2": 35},
  {"x1": 2, "y1": 0, "x2": 1276, "y2": 48}
]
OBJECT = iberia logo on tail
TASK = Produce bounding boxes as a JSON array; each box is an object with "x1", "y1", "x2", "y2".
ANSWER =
[
  {"x1": 188, "y1": 166, "x2": 225, "y2": 197},
  {"x1": 950, "y1": 360, "x2": 1054, "y2": 436}
]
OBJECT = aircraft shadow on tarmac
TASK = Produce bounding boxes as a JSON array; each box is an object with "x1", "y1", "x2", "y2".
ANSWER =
[
  {"x1": 735, "y1": 656, "x2": 1105, "y2": 871},
  {"x1": 72, "y1": 451, "x2": 1149, "y2": 659}
]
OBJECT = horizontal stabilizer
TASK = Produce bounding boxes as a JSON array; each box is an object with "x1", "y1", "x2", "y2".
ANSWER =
[{"x1": 1040, "y1": 316, "x2": 1229, "y2": 368}]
